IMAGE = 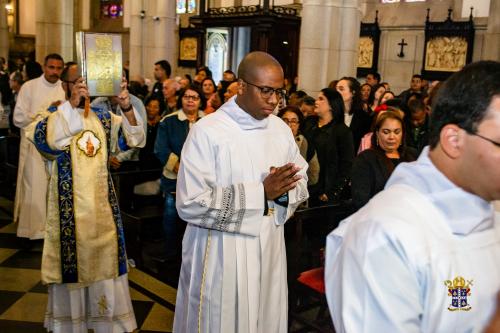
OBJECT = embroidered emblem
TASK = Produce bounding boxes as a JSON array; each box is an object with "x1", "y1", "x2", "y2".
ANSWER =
[
  {"x1": 444, "y1": 276, "x2": 473, "y2": 311},
  {"x1": 77, "y1": 131, "x2": 101, "y2": 157},
  {"x1": 97, "y1": 295, "x2": 108, "y2": 315}
]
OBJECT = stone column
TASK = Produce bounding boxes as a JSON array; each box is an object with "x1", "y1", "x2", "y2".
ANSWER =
[
  {"x1": 298, "y1": 0, "x2": 334, "y2": 97},
  {"x1": 298, "y1": 0, "x2": 361, "y2": 97},
  {"x1": 129, "y1": 0, "x2": 144, "y2": 77},
  {"x1": 129, "y1": 0, "x2": 177, "y2": 80},
  {"x1": 35, "y1": 0, "x2": 74, "y2": 62},
  {"x1": 336, "y1": 0, "x2": 361, "y2": 78},
  {"x1": 0, "y1": 0, "x2": 9, "y2": 60},
  {"x1": 482, "y1": 0, "x2": 500, "y2": 61}
]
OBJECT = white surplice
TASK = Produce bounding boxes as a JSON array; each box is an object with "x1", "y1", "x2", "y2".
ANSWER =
[
  {"x1": 13, "y1": 75, "x2": 65, "y2": 239},
  {"x1": 325, "y1": 147, "x2": 500, "y2": 333},
  {"x1": 174, "y1": 97, "x2": 309, "y2": 333}
]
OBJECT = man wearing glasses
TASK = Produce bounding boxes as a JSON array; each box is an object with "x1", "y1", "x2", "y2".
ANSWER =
[
  {"x1": 13, "y1": 53, "x2": 65, "y2": 241},
  {"x1": 30, "y1": 61, "x2": 144, "y2": 332},
  {"x1": 326, "y1": 61, "x2": 500, "y2": 333},
  {"x1": 174, "y1": 51, "x2": 309, "y2": 332}
]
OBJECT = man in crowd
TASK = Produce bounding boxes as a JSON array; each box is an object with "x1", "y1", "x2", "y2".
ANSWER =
[
  {"x1": 406, "y1": 97, "x2": 430, "y2": 154},
  {"x1": 399, "y1": 73, "x2": 424, "y2": 104},
  {"x1": 326, "y1": 61, "x2": 500, "y2": 332},
  {"x1": 13, "y1": 53, "x2": 65, "y2": 240},
  {"x1": 151, "y1": 59, "x2": 171, "y2": 100},
  {"x1": 162, "y1": 78, "x2": 180, "y2": 115},
  {"x1": 31, "y1": 61, "x2": 145, "y2": 332},
  {"x1": 365, "y1": 71, "x2": 381, "y2": 87},
  {"x1": 174, "y1": 51, "x2": 309, "y2": 332},
  {"x1": 223, "y1": 80, "x2": 239, "y2": 102}
]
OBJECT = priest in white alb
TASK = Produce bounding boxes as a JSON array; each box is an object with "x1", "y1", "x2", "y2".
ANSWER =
[
  {"x1": 30, "y1": 63, "x2": 144, "y2": 333},
  {"x1": 325, "y1": 61, "x2": 500, "y2": 333},
  {"x1": 173, "y1": 51, "x2": 309, "y2": 333},
  {"x1": 13, "y1": 54, "x2": 65, "y2": 239}
]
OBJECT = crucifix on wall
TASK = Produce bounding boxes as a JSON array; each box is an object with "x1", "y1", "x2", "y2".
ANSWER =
[{"x1": 397, "y1": 38, "x2": 408, "y2": 58}]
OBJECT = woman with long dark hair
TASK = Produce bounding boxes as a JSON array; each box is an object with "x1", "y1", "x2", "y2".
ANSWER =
[
  {"x1": 303, "y1": 88, "x2": 354, "y2": 206},
  {"x1": 336, "y1": 77, "x2": 372, "y2": 151}
]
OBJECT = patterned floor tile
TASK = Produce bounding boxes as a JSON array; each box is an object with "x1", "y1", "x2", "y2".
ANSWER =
[
  {"x1": 0, "y1": 320, "x2": 46, "y2": 333},
  {"x1": 0, "y1": 267, "x2": 41, "y2": 292},
  {"x1": 130, "y1": 287, "x2": 152, "y2": 302},
  {"x1": 132, "y1": 299, "x2": 155, "y2": 328},
  {"x1": 0, "y1": 292, "x2": 47, "y2": 322},
  {"x1": 0, "y1": 250, "x2": 42, "y2": 269},
  {"x1": 140, "y1": 303, "x2": 174, "y2": 332},
  {"x1": 0, "y1": 248, "x2": 17, "y2": 264},
  {"x1": 0, "y1": 222, "x2": 16, "y2": 234},
  {"x1": 0, "y1": 290, "x2": 25, "y2": 316},
  {"x1": 29, "y1": 281, "x2": 48, "y2": 294},
  {"x1": 0, "y1": 233, "x2": 25, "y2": 249},
  {"x1": 128, "y1": 268, "x2": 177, "y2": 306}
]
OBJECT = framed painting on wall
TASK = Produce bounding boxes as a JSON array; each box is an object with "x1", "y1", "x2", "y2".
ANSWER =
[
  {"x1": 178, "y1": 28, "x2": 204, "y2": 67},
  {"x1": 422, "y1": 8, "x2": 474, "y2": 81},
  {"x1": 357, "y1": 11, "x2": 380, "y2": 78}
]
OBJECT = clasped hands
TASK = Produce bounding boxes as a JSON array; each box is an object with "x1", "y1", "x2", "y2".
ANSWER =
[{"x1": 263, "y1": 163, "x2": 302, "y2": 200}]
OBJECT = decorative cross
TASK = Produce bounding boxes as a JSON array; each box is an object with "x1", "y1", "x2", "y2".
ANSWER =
[{"x1": 397, "y1": 39, "x2": 408, "y2": 58}]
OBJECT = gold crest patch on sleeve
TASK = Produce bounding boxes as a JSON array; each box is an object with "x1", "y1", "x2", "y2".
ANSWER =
[{"x1": 444, "y1": 276, "x2": 473, "y2": 311}]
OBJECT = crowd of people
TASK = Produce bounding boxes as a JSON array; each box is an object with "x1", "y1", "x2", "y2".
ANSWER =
[
  {"x1": 1, "y1": 52, "x2": 441, "y2": 257},
  {"x1": 2, "y1": 50, "x2": 500, "y2": 333}
]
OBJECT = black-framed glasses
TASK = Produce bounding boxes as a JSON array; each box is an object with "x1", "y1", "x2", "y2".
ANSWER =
[
  {"x1": 182, "y1": 94, "x2": 200, "y2": 101},
  {"x1": 243, "y1": 80, "x2": 286, "y2": 100},
  {"x1": 467, "y1": 131, "x2": 500, "y2": 148}
]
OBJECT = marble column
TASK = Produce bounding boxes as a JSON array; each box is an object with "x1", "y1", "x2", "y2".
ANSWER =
[
  {"x1": 35, "y1": 0, "x2": 74, "y2": 62},
  {"x1": 298, "y1": 0, "x2": 361, "y2": 97},
  {"x1": 482, "y1": 0, "x2": 500, "y2": 61},
  {"x1": 129, "y1": 0, "x2": 177, "y2": 80},
  {"x1": 0, "y1": 0, "x2": 9, "y2": 60}
]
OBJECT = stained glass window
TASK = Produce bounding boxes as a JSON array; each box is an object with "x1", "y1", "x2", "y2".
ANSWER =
[
  {"x1": 177, "y1": 0, "x2": 196, "y2": 14},
  {"x1": 100, "y1": 0, "x2": 123, "y2": 18}
]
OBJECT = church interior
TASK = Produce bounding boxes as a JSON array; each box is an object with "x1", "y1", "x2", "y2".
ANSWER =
[{"x1": 0, "y1": 0, "x2": 499, "y2": 332}]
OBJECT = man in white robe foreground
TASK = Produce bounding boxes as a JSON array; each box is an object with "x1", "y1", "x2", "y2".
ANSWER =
[
  {"x1": 174, "y1": 51, "x2": 309, "y2": 333},
  {"x1": 325, "y1": 60, "x2": 500, "y2": 332},
  {"x1": 13, "y1": 53, "x2": 65, "y2": 239},
  {"x1": 31, "y1": 63, "x2": 144, "y2": 332}
]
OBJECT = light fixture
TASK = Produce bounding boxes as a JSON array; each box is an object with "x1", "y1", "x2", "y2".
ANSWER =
[{"x1": 283, "y1": 41, "x2": 289, "y2": 45}]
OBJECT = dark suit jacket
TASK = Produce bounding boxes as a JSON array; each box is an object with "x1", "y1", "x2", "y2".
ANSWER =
[{"x1": 348, "y1": 108, "x2": 372, "y2": 152}]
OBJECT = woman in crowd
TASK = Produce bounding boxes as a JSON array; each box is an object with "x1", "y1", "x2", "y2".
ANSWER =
[
  {"x1": 302, "y1": 88, "x2": 354, "y2": 206},
  {"x1": 368, "y1": 83, "x2": 386, "y2": 112},
  {"x1": 360, "y1": 83, "x2": 372, "y2": 112},
  {"x1": 378, "y1": 90, "x2": 395, "y2": 107},
  {"x1": 201, "y1": 78, "x2": 218, "y2": 114},
  {"x1": 154, "y1": 85, "x2": 205, "y2": 259},
  {"x1": 139, "y1": 96, "x2": 165, "y2": 171},
  {"x1": 278, "y1": 105, "x2": 319, "y2": 186},
  {"x1": 336, "y1": 77, "x2": 372, "y2": 151},
  {"x1": 351, "y1": 110, "x2": 416, "y2": 210}
]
